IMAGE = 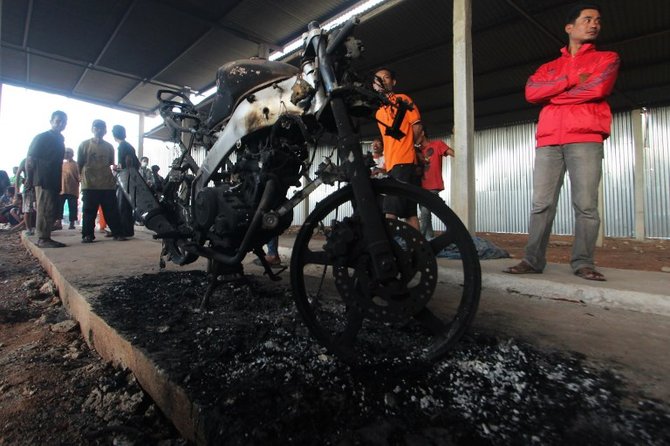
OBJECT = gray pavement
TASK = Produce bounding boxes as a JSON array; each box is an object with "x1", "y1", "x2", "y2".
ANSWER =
[
  {"x1": 274, "y1": 233, "x2": 670, "y2": 317},
  {"x1": 29, "y1": 227, "x2": 670, "y2": 317},
  {"x1": 442, "y1": 257, "x2": 670, "y2": 316}
]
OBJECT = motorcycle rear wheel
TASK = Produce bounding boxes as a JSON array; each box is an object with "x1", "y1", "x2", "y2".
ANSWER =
[{"x1": 290, "y1": 178, "x2": 481, "y2": 367}]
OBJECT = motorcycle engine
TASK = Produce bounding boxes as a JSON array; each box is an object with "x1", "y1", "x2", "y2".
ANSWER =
[
  {"x1": 194, "y1": 185, "x2": 252, "y2": 241},
  {"x1": 193, "y1": 130, "x2": 306, "y2": 250}
]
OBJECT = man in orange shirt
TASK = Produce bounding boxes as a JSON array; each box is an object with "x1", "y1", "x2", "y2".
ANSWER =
[
  {"x1": 374, "y1": 68, "x2": 422, "y2": 230},
  {"x1": 58, "y1": 148, "x2": 80, "y2": 230}
]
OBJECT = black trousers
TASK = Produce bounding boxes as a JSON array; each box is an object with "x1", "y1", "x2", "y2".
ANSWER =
[
  {"x1": 383, "y1": 163, "x2": 419, "y2": 218},
  {"x1": 116, "y1": 187, "x2": 134, "y2": 237},
  {"x1": 59, "y1": 193, "x2": 78, "y2": 222},
  {"x1": 81, "y1": 189, "x2": 122, "y2": 239}
]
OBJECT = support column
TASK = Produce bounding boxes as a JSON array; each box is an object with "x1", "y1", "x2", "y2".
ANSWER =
[
  {"x1": 138, "y1": 113, "x2": 145, "y2": 159},
  {"x1": 632, "y1": 108, "x2": 646, "y2": 241},
  {"x1": 451, "y1": 0, "x2": 476, "y2": 232}
]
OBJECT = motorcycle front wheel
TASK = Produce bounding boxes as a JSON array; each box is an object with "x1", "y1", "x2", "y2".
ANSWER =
[{"x1": 290, "y1": 179, "x2": 481, "y2": 367}]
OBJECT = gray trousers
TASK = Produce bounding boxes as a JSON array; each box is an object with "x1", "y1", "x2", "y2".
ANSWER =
[
  {"x1": 419, "y1": 189, "x2": 441, "y2": 239},
  {"x1": 35, "y1": 186, "x2": 59, "y2": 240},
  {"x1": 524, "y1": 143, "x2": 603, "y2": 272}
]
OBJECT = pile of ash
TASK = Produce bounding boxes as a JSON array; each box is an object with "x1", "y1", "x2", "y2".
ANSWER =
[{"x1": 95, "y1": 271, "x2": 669, "y2": 445}]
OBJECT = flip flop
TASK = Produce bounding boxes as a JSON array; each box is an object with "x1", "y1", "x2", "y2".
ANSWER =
[
  {"x1": 574, "y1": 267, "x2": 606, "y2": 281},
  {"x1": 503, "y1": 261, "x2": 541, "y2": 274}
]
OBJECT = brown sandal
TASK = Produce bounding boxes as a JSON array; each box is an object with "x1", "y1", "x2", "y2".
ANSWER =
[
  {"x1": 574, "y1": 267, "x2": 606, "y2": 281},
  {"x1": 503, "y1": 261, "x2": 541, "y2": 274}
]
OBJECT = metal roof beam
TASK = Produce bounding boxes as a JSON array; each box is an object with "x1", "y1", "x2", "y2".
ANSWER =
[
  {"x1": 118, "y1": 1, "x2": 275, "y2": 107},
  {"x1": 504, "y1": 0, "x2": 564, "y2": 46},
  {"x1": 0, "y1": 42, "x2": 184, "y2": 92},
  {"x1": 22, "y1": 0, "x2": 34, "y2": 83},
  {"x1": 21, "y1": 0, "x2": 33, "y2": 47},
  {"x1": 150, "y1": 0, "x2": 277, "y2": 48},
  {"x1": 117, "y1": 28, "x2": 215, "y2": 104},
  {"x1": 72, "y1": 0, "x2": 138, "y2": 93}
]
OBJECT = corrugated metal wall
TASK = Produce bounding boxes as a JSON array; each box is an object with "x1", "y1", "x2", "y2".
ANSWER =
[
  {"x1": 142, "y1": 139, "x2": 185, "y2": 175},
  {"x1": 375, "y1": 106, "x2": 668, "y2": 239},
  {"x1": 474, "y1": 117, "x2": 637, "y2": 237},
  {"x1": 645, "y1": 107, "x2": 670, "y2": 238},
  {"x1": 603, "y1": 112, "x2": 635, "y2": 237},
  {"x1": 474, "y1": 108, "x2": 668, "y2": 239},
  {"x1": 142, "y1": 105, "x2": 670, "y2": 239},
  {"x1": 475, "y1": 123, "x2": 537, "y2": 233}
]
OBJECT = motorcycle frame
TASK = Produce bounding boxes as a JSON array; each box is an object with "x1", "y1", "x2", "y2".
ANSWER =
[{"x1": 121, "y1": 19, "x2": 400, "y2": 281}]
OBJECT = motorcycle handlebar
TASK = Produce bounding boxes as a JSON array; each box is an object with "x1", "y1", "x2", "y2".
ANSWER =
[
  {"x1": 157, "y1": 89, "x2": 194, "y2": 107},
  {"x1": 326, "y1": 17, "x2": 359, "y2": 55},
  {"x1": 157, "y1": 89, "x2": 200, "y2": 134}
]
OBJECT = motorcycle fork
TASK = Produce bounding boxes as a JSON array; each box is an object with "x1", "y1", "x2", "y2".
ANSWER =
[{"x1": 329, "y1": 98, "x2": 398, "y2": 281}]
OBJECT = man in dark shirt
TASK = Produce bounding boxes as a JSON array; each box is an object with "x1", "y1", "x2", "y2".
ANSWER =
[
  {"x1": 150, "y1": 165, "x2": 164, "y2": 194},
  {"x1": 112, "y1": 125, "x2": 139, "y2": 237},
  {"x1": 26, "y1": 110, "x2": 67, "y2": 248}
]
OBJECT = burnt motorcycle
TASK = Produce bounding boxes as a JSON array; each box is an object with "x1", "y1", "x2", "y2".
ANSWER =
[{"x1": 118, "y1": 19, "x2": 481, "y2": 366}]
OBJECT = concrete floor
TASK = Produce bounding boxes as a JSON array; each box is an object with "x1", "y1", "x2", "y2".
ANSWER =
[
  {"x1": 473, "y1": 289, "x2": 670, "y2": 403},
  {"x1": 24, "y1": 227, "x2": 670, "y2": 421}
]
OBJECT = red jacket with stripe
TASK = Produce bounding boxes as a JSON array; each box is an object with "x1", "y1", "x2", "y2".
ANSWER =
[{"x1": 525, "y1": 43, "x2": 620, "y2": 147}]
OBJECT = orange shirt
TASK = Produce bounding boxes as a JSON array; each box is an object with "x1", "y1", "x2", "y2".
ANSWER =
[
  {"x1": 61, "y1": 159, "x2": 80, "y2": 196},
  {"x1": 375, "y1": 93, "x2": 421, "y2": 171}
]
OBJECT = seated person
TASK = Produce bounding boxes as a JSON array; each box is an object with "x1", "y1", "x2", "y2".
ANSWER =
[
  {"x1": 0, "y1": 186, "x2": 14, "y2": 207},
  {"x1": 1, "y1": 190, "x2": 22, "y2": 227}
]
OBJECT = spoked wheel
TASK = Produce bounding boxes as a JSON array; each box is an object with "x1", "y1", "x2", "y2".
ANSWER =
[{"x1": 290, "y1": 178, "x2": 481, "y2": 367}]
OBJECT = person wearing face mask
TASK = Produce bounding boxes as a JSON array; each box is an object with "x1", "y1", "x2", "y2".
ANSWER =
[{"x1": 77, "y1": 119, "x2": 126, "y2": 243}]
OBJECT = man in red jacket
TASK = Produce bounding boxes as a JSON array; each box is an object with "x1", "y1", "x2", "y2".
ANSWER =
[{"x1": 504, "y1": 3, "x2": 619, "y2": 281}]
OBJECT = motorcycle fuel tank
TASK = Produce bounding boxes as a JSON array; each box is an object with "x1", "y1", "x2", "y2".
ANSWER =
[{"x1": 207, "y1": 59, "x2": 300, "y2": 128}]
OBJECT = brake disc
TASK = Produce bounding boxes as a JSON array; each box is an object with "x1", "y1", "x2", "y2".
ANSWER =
[{"x1": 332, "y1": 219, "x2": 437, "y2": 323}]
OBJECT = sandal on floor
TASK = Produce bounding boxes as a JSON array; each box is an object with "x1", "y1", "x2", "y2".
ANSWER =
[
  {"x1": 574, "y1": 267, "x2": 606, "y2": 281},
  {"x1": 503, "y1": 261, "x2": 541, "y2": 274}
]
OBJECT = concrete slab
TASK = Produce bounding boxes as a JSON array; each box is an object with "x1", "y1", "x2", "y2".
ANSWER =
[
  {"x1": 22, "y1": 229, "x2": 210, "y2": 443},
  {"x1": 277, "y1": 233, "x2": 670, "y2": 316},
  {"x1": 442, "y1": 258, "x2": 670, "y2": 316},
  {"x1": 21, "y1": 227, "x2": 670, "y2": 442}
]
